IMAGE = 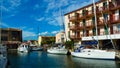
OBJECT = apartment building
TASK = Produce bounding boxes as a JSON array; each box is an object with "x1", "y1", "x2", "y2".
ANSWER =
[
  {"x1": 0, "y1": 28, "x2": 22, "y2": 49},
  {"x1": 64, "y1": 0, "x2": 120, "y2": 49},
  {"x1": 56, "y1": 31, "x2": 66, "y2": 44}
]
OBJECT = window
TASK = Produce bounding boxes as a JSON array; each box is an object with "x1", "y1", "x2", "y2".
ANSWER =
[
  {"x1": 103, "y1": 1, "x2": 108, "y2": 9},
  {"x1": 92, "y1": 28, "x2": 96, "y2": 35},
  {"x1": 104, "y1": 26, "x2": 109, "y2": 35},
  {"x1": 68, "y1": 23, "x2": 70, "y2": 28},
  {"x1": 92, "y1": 17, "x2": 95, "y2": 24},
  {"x1": 68, "y1": 31, "x2": 70, "y2": 38},
  {"x1": 68, "y1": 15, "x2": 70, "y2": 19},
  {"x1": 1, "y1": 36, "x2": 8, "y2": 41},
  {"x1": 103, "y1": 13, "x2": 108, "y2": 22},
  {"x1": 82, "y1": 9, "x2": 86, "y2": 16},
  {"x1": 83, "y1": 19, "x2": 86, "y2": 26}
]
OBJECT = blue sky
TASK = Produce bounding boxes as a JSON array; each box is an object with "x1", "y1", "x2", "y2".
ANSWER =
[{"x1": 0, "y1": 0, "x2": 99, "y2": 40}]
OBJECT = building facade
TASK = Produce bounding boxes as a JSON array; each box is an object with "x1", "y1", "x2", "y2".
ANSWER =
[
  {"x1": 1, "y1": 28, "x2": 22, "y2": 49},
  {"x1": 64, "y1": 0, "x2": 120, "y2": 49},
  {"x1": 38, "y1": 36, "x2": 55, "y2": 46},
  {"x1": 56, "y1": 31, "x2": 66, "y2": 44}
]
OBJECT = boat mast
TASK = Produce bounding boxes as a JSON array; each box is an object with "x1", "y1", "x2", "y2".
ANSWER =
[
  {"x1": 93, "y1": 0, "x2": 99, "y2": 49},
  {"x1": 0, "y1": 0, "x2": 3, "y2": 45},
  {"x1": 100, "y1": 0, "x2": 116, "y2": 50},
  {"x1": 59, "y1": 6, "x2": 67, "y2": 42}
]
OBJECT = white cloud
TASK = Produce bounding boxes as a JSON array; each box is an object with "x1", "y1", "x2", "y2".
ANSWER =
[
  {"x1": 39, "y1": 31, "x2": 49, "y2": 35},
  {"x1": 36, "y1": 17, "x2": 44, "y2": 21},
  {"x1": 23, "y1": 31, "x2": 37, "y2": 38},
  {"x1": 51, "y1": 30, "x2": 59, "y2": 34},
  {"x1": 10, "y1": 0, "x2": 21, "y2": 7},
  {"x1": 0, "y1": 22, "x2": 10, "y2": 27},
  {"x1": 42, "y1": 0, "x2": 95, "y2": 27}
]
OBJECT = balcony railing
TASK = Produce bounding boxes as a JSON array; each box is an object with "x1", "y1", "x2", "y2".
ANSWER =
[
  {"x1": 97, "y1": 5, "x2": 110, "y2": 14},
  {"x1": 109, "y1": 2, "x2": 120, "y2": 11},
  {"x1": 69, "y1": 25, "x2": 77, "y2": 30},
  {"x1": 70, "y1": 25, "x2": 85, "y2": 31},
  {"x1": 113, "y1": 30, "x2": 120, "y2": 34},
  {"x1": 69, "y1": 16, "x2": 78, "y2": 22},
  {"x1": 70, "y1": 35, "x2": 81, "y2": 40},
  {"x1": 111, "y1": 15, "x2": 120, "y2": 24},
  {"x1": 85, "y1": 22, "x2": 95, "y2": 28}
]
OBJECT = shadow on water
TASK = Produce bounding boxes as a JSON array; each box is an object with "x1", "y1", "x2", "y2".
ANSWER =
[{"x1": 8, "y1": 50, "x2": 120, "y2": 68}]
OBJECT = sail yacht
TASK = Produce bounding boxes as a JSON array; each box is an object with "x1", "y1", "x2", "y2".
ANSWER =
[
  {"x1": 47, "y1": 7, "x2": 68, "y2": 55},
  {"x1": 47, "y1": 44, "x2": 68, "y2": 54},
  {"x1": 71, "y1": 0, "x2": 116, "y2": 60}
]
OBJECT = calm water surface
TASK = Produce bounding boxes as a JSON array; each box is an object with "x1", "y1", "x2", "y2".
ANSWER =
[{"x1": 8, "y1": 50, "x2": 120, "y2": 68}]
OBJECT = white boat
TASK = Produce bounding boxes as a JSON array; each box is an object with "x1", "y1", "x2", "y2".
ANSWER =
[
  {"x1": 47, "y1": 46, "x2": 68, "y2": 54},
  {"x1": 71, "y1": 48, "x2": 115, "y2": 60},
  {"x1": 17, "y1": 44, "x2": 29, "y2": 52}
]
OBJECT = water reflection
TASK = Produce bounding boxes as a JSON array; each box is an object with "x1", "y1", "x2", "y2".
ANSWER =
[
  {"x1": 8, "y1": 51, "x2": 120, "y2": 68},
  {"x1": 71, "y1": 57, "x2": 116, "y2": 68}
]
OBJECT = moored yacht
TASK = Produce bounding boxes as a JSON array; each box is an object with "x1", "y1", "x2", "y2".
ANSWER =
[
  {"x1": 47, "y1": 45, "x2": 68, "y2": 54},
  {"x1": 17, "y1": 43, "x2": 29, "y2": 52},
  {"x1": 71, "y1": 46, "x2": 115, "y2": 60}
]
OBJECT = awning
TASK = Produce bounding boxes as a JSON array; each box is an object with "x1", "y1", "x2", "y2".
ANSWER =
[{"x1": 82, "y1": 40, "x2": 98, "y2": 45}]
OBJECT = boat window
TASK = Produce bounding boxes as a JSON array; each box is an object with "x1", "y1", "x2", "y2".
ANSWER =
[{"x1": 88, "y1": 50, "x2": 91, "y2": 52}]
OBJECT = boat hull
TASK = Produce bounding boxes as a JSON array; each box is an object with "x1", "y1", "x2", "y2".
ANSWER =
[
  {"x1": 71, "y1": 49, "x2": 115, "y2": 60},
  {"x1": 47, "y1": 49, "x2": 68, "y2": 55},
  {"x1": 17, "y1": 47, "x2": 28, "y2": 52}
]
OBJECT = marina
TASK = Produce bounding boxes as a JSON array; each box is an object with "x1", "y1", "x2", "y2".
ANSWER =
[{"x1": 1, "y1": 0, "x2": 120, "y2": 68}]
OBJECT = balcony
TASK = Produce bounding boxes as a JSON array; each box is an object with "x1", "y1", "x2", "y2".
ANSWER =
[
  {"x1": 98, "y1": 6, "x2": 109, "y2": 13},
  {"x1": 78, "y1": 14, "x2": 85, "y2": 21},
  {"x1": 113, "y1": 30, "x2": 120, "y2": 34},
  {"x1": 70, "y1": 35, "x2": 81, "y2": 40},
  {"x1": 86, "y1": 10, "x2": 94, "y2": 18},
  {"x1": 109, "y1": 2, "x2": 120, "y2": 11},
  {"x1": 69, "y1": 13, "x2": 79, "y2": 22},
  {"x1": 69, "y1": 25, "x2": 77, "y2": 30},
  {"x1": 77, "y1": 25, "x2": 85, "y2": 30},
  {"x1": 97, "y1": 19, "x2": 110, "y2": 26},
  {"x1": 70, "y1": 25, "x2": 85, "y2": 31},
  {"x1": 111, "y1": 15, "x2": 120, "y2": 24},
  {"x1": 69, "y1": 16, "x2": 78, "y2": 22},
  {"x1": 85, "y1": 22, "x2": 95, "y2": 29}
]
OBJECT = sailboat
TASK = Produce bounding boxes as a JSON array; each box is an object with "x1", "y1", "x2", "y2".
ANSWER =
[
  {"x1": 71, "y1": 0, "x2": 116, "y2": 60},
  {"x1": 17, "y1": 43, "x2": 30, "y2": 52},
  {"x1": 47, "y1": 6, "x2": 68, "y2": 55},
  {"x1": 47, "y1": 44, "x2": 68, "y2": 54}
]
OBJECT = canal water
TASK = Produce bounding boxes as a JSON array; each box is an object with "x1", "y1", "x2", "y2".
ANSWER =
[{"x1": 8, "y1": 50, "x2": 120, "y2": 68}]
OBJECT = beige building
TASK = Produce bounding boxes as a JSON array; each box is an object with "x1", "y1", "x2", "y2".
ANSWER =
[
  {"x1": 56, "y1": 31, "x2": 66, "y2": 44},
  {"x1": 38, "y1": 36, "x2": 55, "y2": 46},
  {"x1": 64, "y1": 0, "x2": 120, "y2": 49}
]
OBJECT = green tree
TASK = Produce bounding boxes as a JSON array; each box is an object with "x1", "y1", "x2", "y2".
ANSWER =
[{"x1": 65, "y1": 40, "x2": 74, "y2": 49}]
